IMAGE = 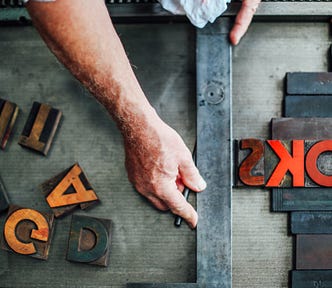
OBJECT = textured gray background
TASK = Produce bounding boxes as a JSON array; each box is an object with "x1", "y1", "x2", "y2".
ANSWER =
[{"x1": 0, "y1": 21, "x2": 329, "y2": 287}]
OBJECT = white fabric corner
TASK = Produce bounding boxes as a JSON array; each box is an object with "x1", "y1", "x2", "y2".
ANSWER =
[{"x1": 158, "y1": 0, "x2": 231, "y2": 28}]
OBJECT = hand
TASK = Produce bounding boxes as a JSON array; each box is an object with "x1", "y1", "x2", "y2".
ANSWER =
[
  {"x1": 229, "y1": 0, "x2": 261, "y2": 45},
  {"x1": 123, "y1": 118, "x2": 206, "y2": 229}
]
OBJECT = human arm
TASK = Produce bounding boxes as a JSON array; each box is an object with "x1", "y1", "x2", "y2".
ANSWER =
[
  {"x1": 25, "y1": 0, "x2": 206, "y2": 228},
  {"x1": 229, "y1": 0, "x2": 261, "y2": 45}
]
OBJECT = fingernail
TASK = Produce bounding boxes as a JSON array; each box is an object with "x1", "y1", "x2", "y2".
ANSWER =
[{"x1": 197, "y1": 177, "x2": 207, "y2": 191}]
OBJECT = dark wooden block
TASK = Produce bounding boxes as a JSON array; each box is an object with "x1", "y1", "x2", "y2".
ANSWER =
[
  {"x1": 291, "y1": 212, "x2": 332, "y2": 234},
  {"x1": 296, "y1": 234, "x2": 332, "y2": 270},
  {"x1": 1, "y1": 205, "x2": 55, "y2": 260},
  {"x1": 292, "y1": 270, "x2": 332, "y2": 288},
  {"x1": 0, "y1": 98, "x2": 19, "y2": 150},
  {"x1": 285, "y1": 95, "x2": 332, "y2": 117},
  {"x1": 66, "y1": 214, "x2": 112, "y2": 267},
  {"x1": 18, "y1": 101, "x2": 62, "y2": 155},
  {"x1": 286, "y1": 72, "x2": 332, "y2": 95},
  {"x1": 305, "y1": 140, "x2": 332, "y2": 187},
  {"x1": 40, "y1": 163, "x2": 99, "y2": 218},
  {"x1": 265, "y1": 140, "x2": 304, "y2": 187},
  {"x1": 272, "y1": 188, "x2": 332, "y2": 212},
  {"x1": 0, "y1": 176, "x2": 10, "y2": 213},
  {"x1": 235, "y1": 139, "x2": 264, "y2": 187},
  {"x1": 271, "y1": 118, "x2": 332, "y2": 140}
]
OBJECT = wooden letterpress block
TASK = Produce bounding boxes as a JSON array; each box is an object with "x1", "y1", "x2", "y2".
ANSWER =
[
  {"x1": 271, "y1": 118, "x2": 332, "y2": 140},
  {"x1": 292, "y1": 270, "x2": 332, "y2": 288},
  {"x1": 296, "y1": 234, "x2": 332, "y2": 270},
  {"x1": 305, "y1": 140, "x2": 332, "y2": 187},
  {"x1": 18, "y1": 102, "x2": 62, "y2": 155},
  {"x1": 0, "y1": 98, "x2": 19, "y2": 150},
  {"x1": 1, "y1": 205, "x2": 54, "y2": 260},
  {"x1": 291, "y1": 212, "x2": 332, "y2": 234},
  {"x1": 0, "y1": 176, "x2": 10, "y2": 213},
  {"x1": 286, "y1": 72, "x2": 332, "y2": 95},
  {"x1": 41, "y1": 163, "x2": 99, "y2": 217},
  {"x1": 66, "y1": 215, "x2": 112, "y2": 266},
  {"x1": 235, "y1": 139, "x2": 264, "y2": 187},
  {"x1": 272, "y1": 188, "x2": 332, "y2": 212},
  {"x1": 284, "y1": 95, "x2": 332, "y2": 118},
  {"x1": 265, "y1": 140, "x2": 304, "y2": 187}
]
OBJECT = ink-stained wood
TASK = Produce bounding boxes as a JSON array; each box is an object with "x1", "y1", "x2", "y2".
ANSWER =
[
  {"x1": 296, "y1": 234, "x2": 332, "y2": 270},
  {"x1": 235, "y1": 139, "x2": 264, "y2": 187},
  {"x1": 284, "y1": 95, "x2": 332, "y2": 117},
  {"x1": 292, "y1": 270, "x2": 332, "y2": 288},
  {"x1": 265, "y1": 140, "x2": 304, "y2": 187},
  {"x1": 0, "y1": 98, "x2": 18, "y2": 150},
  {"x1": 0, "y1": 175, "x2": 9, "y2": 213},
  {"x1": 305, "y1": 140, "x2": 332, "y2": 187},
  {"x1": 18, "y1": 101, "x2": 62, "y2": 155},
  {"x1": 271, "y1": 118, "x2": 332, "y2": 140},
  {"x1": 272, "y1": 188, "x2": 332, "y2": 212},
  {"x1": 291, "y1": 212, "x2": 332, "y2": 234},
  {"x1": 286, "y1": 72, "x2": 332, "y2": 95},
  {"x1": 1, "y1": 205, "x2": 54, "y2": 260},
  {"x1": 67, "y1": 215, "x2": 112, "y2": 267},
  {"x1": 40, "y1": 163, "x2": 99, "y2": 217}
]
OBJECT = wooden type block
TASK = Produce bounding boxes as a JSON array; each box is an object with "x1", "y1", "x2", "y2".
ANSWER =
[
  {"x1": 296, "y1": 234, "x2": 332, "y2": 270},
  {"x1": 284, "y1": 95, "x2": 332, "y2": 118},
  {"x1": 40, "y1": 163, "x2": 99, "y2": 218},
  {"x1": 18, "y1": 101, "x2": 62, "y2": 155},
  {"x1": 271, "y1": 118, "x2": 332, "y2": 140},
  {"x1": 0, "y1": 98, "x2": 19, "y2": 150},
  {"x1": 66, "y1": 214, "x2": 112, "y2": 266},
  {"x1": 286, "y1": 72, "x2": 332, "y2": 95},
  {"x1": 292, "y1": 270, "x2": 332, "y2": 288},
  {"x1": 265, "y1": 140, "x2": 304, "y2": 187},
  {"x1": 291, "y1": 212, "x2": 332, "y2": 234},
  {"x1": 1, "y1": 205, "x2": 54, "y2": 260},
  {"x1": 305, "y1": 140, "x2": 332, "y2": 187},
  {"x1": 235, "y1": 139, "x2": 264, "y2": 187},
  {"x1": 0, "y1": 176, "x2": 10, "y2": 213},
  {"x1": 272, "y1": 188, "x2": 332, "y2": 212}
]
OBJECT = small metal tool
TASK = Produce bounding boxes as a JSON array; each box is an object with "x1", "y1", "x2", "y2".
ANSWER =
[{"x1": 174, "y1": 143, "x2": 196, "y2": 228}]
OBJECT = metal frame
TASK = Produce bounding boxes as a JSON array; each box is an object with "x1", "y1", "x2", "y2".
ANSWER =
[{"x1": 0, "y1": 1, "x2": 331, "y2": 288}]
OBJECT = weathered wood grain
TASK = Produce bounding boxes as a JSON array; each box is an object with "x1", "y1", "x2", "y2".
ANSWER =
[
  {"x1": 1, "y1": 205, "x2": 54, "y2": 260},
  {"x1": 41, "y1": 163, "x2": 99, "y2": 217},
  {"x1": 0, "y1": 98, "x2": 18, "y2": 150},
  {"x1": 67, "y1": 214, "x2": 112, "y2": 267},
  {"x1": 18, "y1": 101, "x2": 62, "y2": 155},
  {"x1": 291, "y1": 212, "x2": 332, "y2": 234}
]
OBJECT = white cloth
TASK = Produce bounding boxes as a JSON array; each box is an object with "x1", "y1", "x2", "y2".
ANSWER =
[{"x1": 158, "y1": 0, "x2": 231, "y2": 28}]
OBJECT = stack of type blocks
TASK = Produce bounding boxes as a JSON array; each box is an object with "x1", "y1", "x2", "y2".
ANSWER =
[
  {"x1": 276, "y1": 72, "x2": 332, "y2": 287},
  {"x1": 0, "y1": 100, "x2": 112, "y2": 266},
  {"x1": 235, "y1": 72, "x2": 332, "y2": 287}
]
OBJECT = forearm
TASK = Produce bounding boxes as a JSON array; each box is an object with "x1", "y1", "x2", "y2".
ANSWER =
[{"x1": 25, "y1": 0, "x2": 159, "y2": 136}]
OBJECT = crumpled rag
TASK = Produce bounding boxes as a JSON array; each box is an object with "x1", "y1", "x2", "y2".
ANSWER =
[{"x1": 158, "y1": 0, "x2": 231, "y2": 28}]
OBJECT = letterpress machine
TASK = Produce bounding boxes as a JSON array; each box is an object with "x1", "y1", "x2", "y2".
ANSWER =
[{"x1": 0, "y1": 1, "x2": 331, "y2": 287}]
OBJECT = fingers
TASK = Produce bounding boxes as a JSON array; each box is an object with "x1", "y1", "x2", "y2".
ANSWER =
[
  {"x1": 146, "y1": 194, "x2": 169, "y2": 211},
  {"x1": 179, "y1": 158, "x2": 207, "y2": 192},
  {"x1": 157, "y1": 182, "x2": 198, "y2": 229},
  {"x1": 229, "y1": 0, "x2": 261, "y2": 45}
]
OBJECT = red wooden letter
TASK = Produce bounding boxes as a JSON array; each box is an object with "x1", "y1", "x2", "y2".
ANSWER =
[
  {"x1": 266, "y1": 140, "x2": 305, "y2": 187},
  {"x1": 306, "y1": 140, "x2": 332, "y2": 187},
  {"x1": 238, "y1": 139, "x2": 264, "y2": 186}
]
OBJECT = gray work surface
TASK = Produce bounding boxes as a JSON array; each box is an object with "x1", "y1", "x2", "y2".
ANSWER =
[{"x1": 0, "y1": 21, "x2": 329, "y2": 287}]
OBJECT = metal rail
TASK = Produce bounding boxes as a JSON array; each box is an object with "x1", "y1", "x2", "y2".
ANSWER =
[{"x1": 0, "y1": 1, "x2": 332, "y2": 23}]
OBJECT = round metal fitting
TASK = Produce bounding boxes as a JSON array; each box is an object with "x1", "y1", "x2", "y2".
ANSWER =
[{"x1": 204, "y1": 84, "x2": 224, "y2": 104}]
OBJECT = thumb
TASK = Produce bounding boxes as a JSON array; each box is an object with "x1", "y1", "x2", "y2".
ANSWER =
[{"x1": 179, "y1": 159, "x2": 207, "y2": 192}]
